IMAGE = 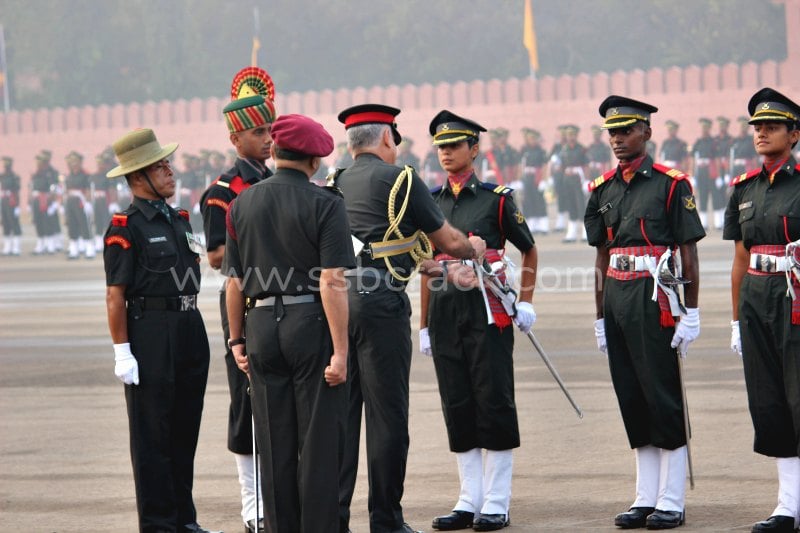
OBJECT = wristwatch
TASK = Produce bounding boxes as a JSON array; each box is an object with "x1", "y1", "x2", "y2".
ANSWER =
[{"x1": 227, "y1": 337, "x2": 246, "y2": 348}]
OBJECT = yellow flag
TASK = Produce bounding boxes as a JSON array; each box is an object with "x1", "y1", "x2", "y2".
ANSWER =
[
  {"x1": 523, "y1": 0, "x2": 539, "y2": 74},
  {"x1": 251, "y1": 37, "x2": 261, "y2": 67}
]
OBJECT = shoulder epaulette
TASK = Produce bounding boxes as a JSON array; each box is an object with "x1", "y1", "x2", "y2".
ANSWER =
[
  {"x1": 652, "y1": 163, "x2": 689, "y2": 181},
  {"x1": 588, "y1": 169, "x2": 616, "y2": 192},
  {"x1": 480, "y1": 182, "x2": 514, "y2": 196},
  {"x1": 730, "y1": 168, "x2": 760, "y2": 186},
  {"x1": 429, "y1": 185, "x2": 443, "y2": 194},
  {"x1": 177, "y1": 208, "x2": 190, "y2": 221},
  {"x1": 111, "y1": 213, "x2": 128, "y2": 227}
]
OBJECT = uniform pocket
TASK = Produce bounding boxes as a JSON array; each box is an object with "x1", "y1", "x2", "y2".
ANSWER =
[{"x1": 143, "y1": 241, "x2": 178, "y2": 272}]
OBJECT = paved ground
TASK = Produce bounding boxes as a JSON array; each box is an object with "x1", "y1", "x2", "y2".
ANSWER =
[{"x1": 0, "y1": 224, "x2": 783, "y2": 532}]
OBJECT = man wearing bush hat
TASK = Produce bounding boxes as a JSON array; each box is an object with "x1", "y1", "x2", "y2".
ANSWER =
[
  {"x1": 224, "y1": 113, "x2": 355, "y2": 533},
  {"x1": 103, "y1": 128, "x2": 217, "y2": 533}
]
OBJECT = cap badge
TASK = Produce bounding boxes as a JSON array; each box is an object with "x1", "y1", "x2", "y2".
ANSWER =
[
  {"x1": 611, "y1": 108, "x2": 619, "y2": 115},
  {"x1": 442, "y1": 124, "x2": 450, "y2": 130},
  {"x1": 761, "y1": 103, "x2": 770, "y2": 110}
]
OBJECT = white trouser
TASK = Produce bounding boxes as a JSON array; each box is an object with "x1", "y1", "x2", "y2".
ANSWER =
[
  {"x1": 632, "y1": 445, "x2": 687, "y2": 512},
  {"x1": 713, "y1": 209, "x2": 725, "y2": 230},
  {"x1": 2, "y1": 238, "x2": 10, "y2": 254},
  {"x1": 234, "y1": 453, "x2": 264, "y2": 523},
  {"x1": 454, "y1": 448, "x2": 513, "y2": 516},
  {"x1": 11, "y1": 236, "x2": 20, "y2": 254},
  {"x1": 68, "y1": 239, "x2": 79, "y2": 258},
  {"x1": 773, "y1": 457, "x2": 800, "y2": 523}
]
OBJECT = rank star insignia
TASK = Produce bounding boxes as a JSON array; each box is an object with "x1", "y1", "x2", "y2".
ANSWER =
[
  {"x1": 514, "y1": 210, "x2": 525, "y2": 224},
  {"x1": 683, "y1": 195, "x2": 696, "y2": 210}
]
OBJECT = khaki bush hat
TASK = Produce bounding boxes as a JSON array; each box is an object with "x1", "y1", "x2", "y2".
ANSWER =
[{"x1": 107, "y1": 128, "x2": 178, "y2": 178}]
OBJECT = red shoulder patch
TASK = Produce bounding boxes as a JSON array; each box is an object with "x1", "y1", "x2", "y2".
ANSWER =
[
  {"x1": 228, "y1": 176, "x2": 248, "y2": 195},
  {"x1": 730, "y1": 168, "x2": 760, "y2": 186},
  {"x1": 105, "y1": 235, "x2": 131, "y2": 249},
  {"x1": 111, "y1": 213, "x2": 127, "y2": 227},
  {"x1": 588, "y1": 169, "x2": 616, "y2": 192},
  {"x1": 652, "y1": 163, "x2": 689, "y2": 181},
  {"x1": 177, "y1": 209, "x2": 190, "y2": 221}
]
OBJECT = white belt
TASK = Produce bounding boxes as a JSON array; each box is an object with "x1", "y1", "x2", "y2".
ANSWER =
[
  {"x1": 749, "y1": 253, "x2": 790, "y2": 273},
  {"x1": 254, "y1": 294, "x2": 318, "y2": 307},
  {"x1": 565, "y1": 166, "x2": 583, "y2": 173},
  {"x1": 609, "y1": 254, "x2": 653, "y2": 272},
  {"x1": 695, "y1": 158, "x2": 711, "y2": 165},
  {"x1": 66, "y1": 190, "x2": 85, "y2": 198},
  {"x1": 662, "y1": 160, "x2": 678, "y2": 167},
  {"x1": 733, "y1": 159, "x2": 748, "y2": 165}
]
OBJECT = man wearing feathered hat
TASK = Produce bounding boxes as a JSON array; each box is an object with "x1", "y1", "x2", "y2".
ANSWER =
[{"x1": 199, "y1": 65, "x2": 276, "y2": 533}]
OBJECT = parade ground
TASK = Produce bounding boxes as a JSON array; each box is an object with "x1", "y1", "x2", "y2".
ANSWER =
[{"x1": 0, "y1": 223, "x2": 781, "y2": 532}]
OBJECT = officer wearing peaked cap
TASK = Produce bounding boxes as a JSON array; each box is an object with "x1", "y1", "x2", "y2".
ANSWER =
[
  {"x1": 660, "y1": 120, "x2": 689, "y2": 171},
  {"x1": 333, "y1": 104, "x2": 486, "y2": 533},
  {"x1": 224, "y1": 113, "x2": 355, "y2": 533},
  {"x1": 519, "y1": 127, "x2": 549, "y2": 233},
  {"x1": 422, "y1": 110, "x2": 537, "y2": 532},
  {"x1": 730, "y1": 115, "x2": 758, "y2": 179},
  {"x1": 585, "y1": 95, "x2": 705, "y2": 530},
  {"x1": 103, "y1": 128, "x2": 218, "y2": 533},
  {"x1": 691, "y1": 116, "x2": 723, "y2": 230},
  {"x1": 724, "y1": 88, "x2": 800, "y2": 533},
  {"x1": 64, "y1": 151, "x2": 96, "y2": 259}
]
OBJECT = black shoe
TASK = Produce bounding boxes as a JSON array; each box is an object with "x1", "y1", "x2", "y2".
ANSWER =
[
  {"x1": 182, "y1": 523, "x2": 223, "y2": 533},
  {"x1": 473, "y1": 514, "x2": 509, "y2": 531},
  {"x1": 432, "y1": 510, "x2": 474, "y2": 530},
  {"x1": 752, "y1": 515, "x2": 796, "y2": 532},
  {"x1": 614, "y1": 507, "x2": 655, "y2": 529},
  {"x1": 245, "y1": 518, "x2": 265, "y2": 533},
  {"x1": 645, "y1": 509, "x2": 684, "y2": 530}
]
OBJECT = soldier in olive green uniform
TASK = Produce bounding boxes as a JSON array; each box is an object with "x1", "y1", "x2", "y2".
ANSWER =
[
  {"x1": 724, "y1": 88, "x2": 800, "y2": 533},
  {"x1": 0, "y1": 156, "x2": 22, "y2": 255},
  {"x1": 585, "y1": 96, "x2": 704, "y2": 530}
]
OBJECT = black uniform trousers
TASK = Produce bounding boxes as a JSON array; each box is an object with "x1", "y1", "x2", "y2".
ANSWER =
[
  {"x1": 1, "y1": 197, "x2": 21, "y2": 235},
  {"x1": 339, "y1": 285, "x2": 412, "y2": 533},
  {"x1": 428, "y1": 288, "x2": 519, "y2": 452},
  {"x1": 32, "y1": 196, "x2": 50, "y2": 237},
  {"x1": 560, "y1": 174, "x2": 585, "y2": 219},
  {"x1": 65, "y1": 196, "x2": 91, "y2": 240},
  {"x1": 695, "y1": 168, "x2": 726, "y2": 212},
  {"x1": 246, "y1": 300, "x2": 344, "y2": 533},
  {"x1": 522, "y1": 185, "x2": 547, "y2": 219},
  {"x1": 604, "y1": 277, "x2": 686, "y2": 450},
  {"x1": 219, "y1": 289, "x2": 253, "y2": 454},
  {"x1": 553, "y1": 171, "x2": 568, "y2": 214},
  {"x1": 94, "y1": 195, "x2": 110, "y2": 236},
  {"x1": 126, "y1": 307, "x2": 209, "y2": 533},
  {"x1": 740, "y1": 274, "x2": 800, "y2": 457}
]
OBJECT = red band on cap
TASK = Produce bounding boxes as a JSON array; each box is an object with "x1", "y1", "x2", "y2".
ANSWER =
[{"x1": 344, "y1": 111, "x2": 395, "y2": 128}]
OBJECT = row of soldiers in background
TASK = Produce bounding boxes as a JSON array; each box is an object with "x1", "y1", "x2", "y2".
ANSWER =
[
  {"x1": 0, "y1": 147, "x2": 243, "y2": 257},
  {"x1": 370, "y1": 116, "x2": 765, "y2": 243}
]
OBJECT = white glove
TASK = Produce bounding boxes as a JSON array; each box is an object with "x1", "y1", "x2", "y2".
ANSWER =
[
  {"x1": 730, "y1": 320, "x2": 742, "y2": 356},
  {"x1": 13, "y1": 207, "x2": 20, "y2": 217},
  {"x1": 537, "y1": 180, "x2": 547, "y2": 192},
  {"x1": 671, "y1": 307, "x2": 700, "y2": 357},
  {"x1": 47, "y1": 202, "x2": 58, "y2": 216},
  {"x1": 113, "y1": 343, "x2": 140, "y2": 385},
  {"x1": 83, "y1": 202, "x2": 94, "y2": 217},
  {"x1": 108, "y1": 202, "x2": 120, "y2": 215},
  {"x1": 594, "y1": 318, "x2": 607, "y2": 354},
  {"x1": 515, "y1": 301, "x2": 536, "y2": 334},
  {"x1": 715, "y1": 176, "x2": 724, "y2": 189},
  {"x1": 192, "y1": 202, "x2": 200, "y2": 215},
  {"x1": 419, "y1": 327, "x2": 432, "y2": 357}
]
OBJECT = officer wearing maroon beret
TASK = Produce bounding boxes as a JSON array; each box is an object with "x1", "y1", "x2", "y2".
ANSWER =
[
  {"x1": 724, "y1": 87, "x2": 800, "y2": 533},
  {"x1": 224, "y1": 113, "x2": 355, "y2": 533},
  {"x1": 200, "y1": 66, "x2": 276, "y2": 532},
  {"x1": 585, "y1": 95, "x2": 705, "y2": 530},
  {"x1": 333, "y1": 104, "x2": 485, "y2": 533}
]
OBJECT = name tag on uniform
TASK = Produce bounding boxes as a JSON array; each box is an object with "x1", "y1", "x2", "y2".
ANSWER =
[
  {"x1": 739, "y1": 201, "x2": 753, "y2": 210},
  {"x1": 148, "y1": 236, "x2": 167, "y2": 243},
  {"x1": 186, "y1": 232, "x2": 205, "y2": 255},
  {"x1": 598, "y1": 202, "x2": 612, "y2": 214}
]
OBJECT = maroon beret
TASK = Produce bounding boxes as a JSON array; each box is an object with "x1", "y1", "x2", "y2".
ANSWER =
[{"x1": 271, "y1": 114, "x2": 334, "y2": 157}]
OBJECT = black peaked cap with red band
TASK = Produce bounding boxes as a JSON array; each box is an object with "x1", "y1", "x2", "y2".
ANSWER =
[{"x1": 338, "y1": 104, "x2": 402, "y2": 145}]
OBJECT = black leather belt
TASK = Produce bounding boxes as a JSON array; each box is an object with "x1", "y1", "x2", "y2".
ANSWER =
[{"x1": 127, "y1": 295, "x2": 198, "y2": 311}]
